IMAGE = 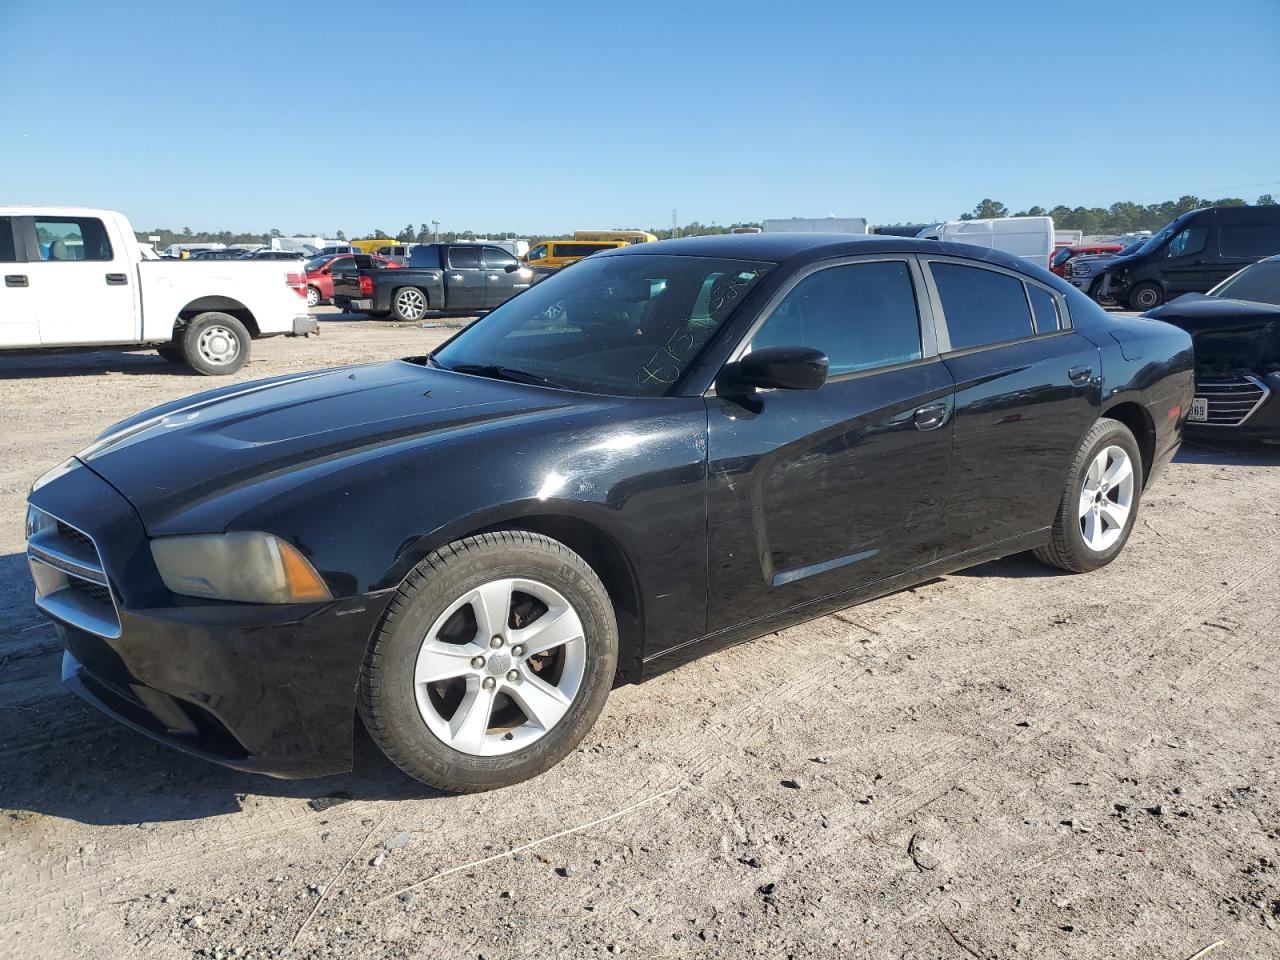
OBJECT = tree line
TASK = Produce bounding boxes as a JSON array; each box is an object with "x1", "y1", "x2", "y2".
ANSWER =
[{"x1": 135, "y1": 194, "x2": 1277, "y2": 247}]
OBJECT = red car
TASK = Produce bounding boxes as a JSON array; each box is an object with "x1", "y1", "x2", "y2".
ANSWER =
[
  {"x1": 305, "y1": 254, "x2": 400, "y2": 306},
  {"x1": 1049, "y1": 243, "x2": 1123, "y2": 277}
]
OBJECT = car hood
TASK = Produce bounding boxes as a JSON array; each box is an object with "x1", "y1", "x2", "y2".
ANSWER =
[
  {"x1": 1146, "y1": 295, "x2": 1280, "y2": 373},
  {"x1": 77, "y1": 361, "x2": 592, "y2": 529}
]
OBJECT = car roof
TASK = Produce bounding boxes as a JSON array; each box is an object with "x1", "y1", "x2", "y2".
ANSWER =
[{"x1": 595, "y1": 232, "x2": 1058, "y2": 278}]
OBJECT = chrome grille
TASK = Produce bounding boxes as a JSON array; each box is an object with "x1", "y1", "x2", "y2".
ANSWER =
[
  {"x1": 1193, "y1": 374, "x2": 1269, "y2": 427},
  {"x1": 26, "y1": 507, "x2": 121, "y2": 639}
]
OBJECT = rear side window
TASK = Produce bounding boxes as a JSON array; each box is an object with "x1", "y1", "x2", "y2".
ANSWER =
[
  {"x1": 931, "y1": 262, "x2": 1034, "y2": 350},
  {"x1": 552, "y1": 243, "x2": 613, "y2": 258},
  {"x1": 0, "y1": 217, "x2": 16, "y2": 262},
  {"x1": 35, "y1": 217, "x2": 113, "y2": 262},
  {"x1": 1220, "y1": 224, "x2": 1280, "y2": 259},
  {"x1": 750, "y1": 260, "x2": 923, "y2": 376},
  {"x1": 448, "y1": 247, "x2": 481, "y2": 269},
  {"x1": 1027, "y1": 285, "x2": 1060, "y2": 333}
]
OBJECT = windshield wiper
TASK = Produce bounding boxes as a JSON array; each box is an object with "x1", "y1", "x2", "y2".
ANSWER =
[{"x1": 441, "y1": 362, "x2": 567, "y2": 389}]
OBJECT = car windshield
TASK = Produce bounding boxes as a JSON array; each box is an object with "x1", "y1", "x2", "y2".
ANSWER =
[
  {"x1": 430, "y1": 254, "x2": 773, "y2": 397},
  {"x1": 1051, "y1": 248, "x2": 1073, "y2": 267},
  {"x1": 1209, "y1": 261, "x2": 1280, "y2": 306},
  {"x1": 305, "y1": 256, "x2": 330, "y2": 271}
]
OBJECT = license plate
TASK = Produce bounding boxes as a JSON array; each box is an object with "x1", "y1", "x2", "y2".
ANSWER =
[{"x1": 1189, "y1": 397, "x2": 1209, "y2": 422}]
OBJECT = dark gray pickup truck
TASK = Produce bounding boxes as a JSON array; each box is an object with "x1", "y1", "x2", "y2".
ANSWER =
[{"x1": 333, "y1": 243, "x2": 534, "y2": 320}]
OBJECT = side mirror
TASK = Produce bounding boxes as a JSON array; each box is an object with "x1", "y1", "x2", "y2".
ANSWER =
[
  {"x1": 504, "y1": 262, "x2": 520, "y2": 273},
  {"x1": 717, "y1": 346, "x2": 829, "y2": 395}
]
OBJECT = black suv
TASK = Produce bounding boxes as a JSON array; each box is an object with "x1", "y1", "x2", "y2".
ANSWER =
[{"x1": 1100, "y1": 206, "x2": 1280, "y2": 310}]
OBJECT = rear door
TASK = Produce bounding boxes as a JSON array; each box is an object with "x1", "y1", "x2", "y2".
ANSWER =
[
  {"x1": 481, "y1": 246, "x2": 528, "y2": 308},
  {"x1": 0, "y1": 215, "x2": 39, "y2": 347},
  {"x1": 27, "y1": 214, "x2": 137, "y2": 345},
  {"x1": 443, "y1": 245, "x2": 486, "y2": 311},
  {"x1": 705, "y1": 255, "x2": 956, "y2": 632},
  {"x1": 920, "y1": 257, "x2": 1101, "y2": 557}
]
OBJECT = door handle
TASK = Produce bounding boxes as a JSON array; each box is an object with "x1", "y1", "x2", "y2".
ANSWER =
[
  {"x1": 1068, "y1": 365, "x2": 1092, "y2": 384},
  {"x1": 449, "y1": 274, "x2": 463, "y2": 281},
  {"x1": 105, "y1": 273, "x2": 128, "y2": 286},
  {"x1": 913, "y1": 402, "x2": 950, "y2": 431},
  {"x1": 4, "y1": 274, "x2": 28, "y2": 288},
  {"x1": 486, "y1": 274, "x2": 499, "y2": 280}
]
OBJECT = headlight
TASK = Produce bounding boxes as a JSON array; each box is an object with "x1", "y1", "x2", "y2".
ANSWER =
[{"x1": 151, "y1": 532, "x2": 331, "y2": 604}]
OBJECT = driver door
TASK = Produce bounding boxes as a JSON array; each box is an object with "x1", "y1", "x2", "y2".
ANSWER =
[{"x1": 705, "y1": 256, "x2": 955, "y2": 634}]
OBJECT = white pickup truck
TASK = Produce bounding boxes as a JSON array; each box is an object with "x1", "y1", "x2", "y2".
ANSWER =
[{"x1": 0, "y1": 207, "x2": 317, "y2": 375}]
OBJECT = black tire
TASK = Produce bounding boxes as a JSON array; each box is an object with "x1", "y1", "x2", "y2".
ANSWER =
[
  {"x1": 1034, "y1": 418, "x2": 1143, "y2": 573},
  {"x1": 306, "y1": 285, "x2": 321, "y2": 308},
  {"x1": 1088, "y1": 278, "x2": 1117, "y2": 308},
  {"x1": 156, "y1": 344, "x2": 185, "y2": 363},
  {"x1": 359, "y1": 531, "x2": 619, "y2": 792},
  {"x1": 180, "y1": 312, "x2": 251, "y2": 376},
  {"x1": 1127, "y1": 282, "x2": 1164, "y2": 311},
  {"x1": 391, "y1": 286, "x2": 429, "y2": 322}
]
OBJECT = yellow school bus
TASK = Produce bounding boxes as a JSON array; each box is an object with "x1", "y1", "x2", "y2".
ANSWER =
[{"x1": 573, "y1": 230, "x2": 657, "y2": 245}]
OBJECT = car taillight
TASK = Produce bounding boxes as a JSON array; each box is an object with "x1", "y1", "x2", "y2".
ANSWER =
[
  {"x1": 359, "y1": 275, "x2": 373, "y2": 296},
  {"x1": 286, "y1": 271, "x2": 307, "y2": 299}
]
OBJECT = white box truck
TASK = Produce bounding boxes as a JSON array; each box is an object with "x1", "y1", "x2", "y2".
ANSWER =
[
  {"x1": 1, "y1": 207, "x2": 316, "y2": 375},
  {"x1": 762, "y1": 217, "x2": 869, "y2": 235},
  {"x1": 917, "y1": 216, "x2": 1055, "y2": 269}
]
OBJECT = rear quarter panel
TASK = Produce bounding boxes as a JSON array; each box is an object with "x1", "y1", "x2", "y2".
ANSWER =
[{"x1": 137, "y1": 260, "x2": 304, "y2": 340}]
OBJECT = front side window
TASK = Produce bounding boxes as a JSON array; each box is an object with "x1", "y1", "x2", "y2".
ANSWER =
[
  {"x1": 1210, "y1": 261, "x2": 1280, "y2": 306},
  {"x1": 448, "y1": 246, "x2": 481, "y2": 269},
  {"x1": 431, "y1": 254, "x2": 772, "y2": 397},
  {"x1": 482, "y1": 247, "x2": 518, "y2": 270},
  {"x1": 1219, "y1": 224, "x2": 1280, "y2": 260},
  {"x1": 35, "y1": 217, "x2": 113, "y2": 262},
  {"x1": 749, "y1": 261, "x2": 922, "y2": 376},
  {"x1": 0, "y1": 217, "x2": 16, "y2": 262},
  {"x1": 931, "y1": 262, "x2": 1034, "y2": 350},
  {"x1": 527, "y1": 244, "x2": 547, "y2": 262},
  {"x1": 1166, "y1": 227, "x2": 1208, "y2": 259}
]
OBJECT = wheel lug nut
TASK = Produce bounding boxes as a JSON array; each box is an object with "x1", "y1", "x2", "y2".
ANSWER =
[
  {"x1": 506, "y1": 669, "x2": 519, "y2": 682},
  {"x1": 470, "y1": 656, "x2": 485, "y2": 669},
  {"x1": 512, "y1": 645, "x2": 524, "y2": 657},
  {"x1": 482, "y1": 677, "x2": 496, "y2": 690},
  {"x1": 490, "y1": 635, "x2": 504, "y2": 649}
]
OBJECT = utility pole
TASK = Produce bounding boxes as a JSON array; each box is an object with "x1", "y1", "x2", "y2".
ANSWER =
[
  {"x1": 671, "y1": 209, "x2": 678, "y2": 239},
  {"x1": 431, "y1": 219, "x2": 440, "y2": 243}
]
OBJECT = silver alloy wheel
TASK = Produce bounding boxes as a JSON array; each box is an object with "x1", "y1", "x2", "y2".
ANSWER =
[
  {"x1": 1078, "y1": 444, "x2": 1135, "y2": 552},
  {"x1": 306, "y1": 286, "x2": 320, "y2": 307},
  {"x1": 412, "y1": 577, "x2": 587, "y2": 756},
  {"x1": 196, "y1": 324, "x2": 240, "y2": 367},
  {"x1": 395, "y1": 288, "x2": 427, "y2": 320}
]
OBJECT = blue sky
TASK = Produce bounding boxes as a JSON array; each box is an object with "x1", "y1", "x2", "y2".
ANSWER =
[{"x1": 2, "y1": 0, "x2": 1276, "y2": 236}]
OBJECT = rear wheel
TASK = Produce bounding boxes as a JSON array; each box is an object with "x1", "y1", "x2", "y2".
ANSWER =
[
  {"x1": 156, "y1": 344, "x2": 185, "y2": 363},
  {"x1": 306, "y1": 285, "x2": 320, "y2": 308},
  {"x1": 1034, "y1": 418, "x2": 1142, "y2": 573},
  {"x1": 180, "y1": 312, "x2": 250, "y2": 376},
  {"x1": 392, "y1": 287, "x2": 428, "y2": 321},
  {"x1": 1127, "y1": 282, "x2": 1164, "y2": 311},
  {"x1": 359, "y1": 532, "x2": 618, "y2": 792}
]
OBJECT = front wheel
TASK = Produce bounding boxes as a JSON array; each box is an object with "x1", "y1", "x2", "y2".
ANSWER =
[
  {"x1": 1088, "y1": 278, "x2": 1117, "y2": 308},
  {"x1": 180, "y1": 312, "x2": 250, "y2": 376},
  {"x1": 1034, "y1": 418, "x2": 1142, "y2": 573},
  {"x1": 392, "y1": 287, "x2": 428, "y2": 321},
  {"x1": 1127, "y1": 282, "x2": 1164, "y2": 311},
  {"x1": 359, "y1": 532, "x2": 618, "y2": 792}
]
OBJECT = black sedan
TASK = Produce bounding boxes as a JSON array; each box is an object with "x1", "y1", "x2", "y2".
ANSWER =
[
  {"x1": 25, "y1": 234, "x2": 1194, "y2": 791},
  {"x1": 1144, "y1": 255, "x2": 1280, "y2": 441}
]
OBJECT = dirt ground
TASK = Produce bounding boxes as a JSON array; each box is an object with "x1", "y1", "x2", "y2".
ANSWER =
[{"x1": 1, "y1": 309, "x2": 1278, "y2": 960}]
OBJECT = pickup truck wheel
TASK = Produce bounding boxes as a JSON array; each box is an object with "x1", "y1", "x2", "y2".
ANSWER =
[
  {"x1": 1034, "y1": 418, "x2": 1142, "y2": 573},
  {"x1": 392, "y1": 287, "x2": 428, "y2": 322},
  {"x1": 1127, "y1": 282, "x2": 1164, "y2": 311},
  {"x1": 1088, "y1": 278, "x2": 1116, "y2": 308},
  {"x1": 156, "y1": 345, "x2": 185, "y2": 363},
  {"x1": 358, "y1": 531, "x2": 618, "y2": 792},
  {"x1": 306, "y1": 285, "x2": 320, "y2": 308},
  {"x1": 181, "y1": 312, "x2": 250, "y2": 376}
]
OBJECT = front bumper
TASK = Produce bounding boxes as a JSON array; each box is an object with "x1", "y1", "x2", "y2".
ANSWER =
[
  {"x1": 27, "y1": 462, "x2": 391, "y2": 779},
  {"x1": 1186, "y1": 373, "x2": 1280, "y2": 441}
]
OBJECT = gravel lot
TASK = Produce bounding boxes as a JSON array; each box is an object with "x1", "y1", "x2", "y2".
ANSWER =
[{"x1": 1, "y1": 308, "x2": 1278, "y2": 959}]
